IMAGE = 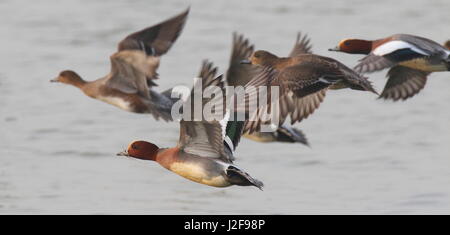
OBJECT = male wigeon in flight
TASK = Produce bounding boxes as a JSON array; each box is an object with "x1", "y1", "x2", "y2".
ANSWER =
[
  {"x1": 240, "y1": 36, "x2": 377, "y2": 131},
  {"x1": 118, "y1": 61, "x2": 264, "y2": 189},
  {"x1": 51, "y1": 9, "x2": 189, "y2": 120},
  {"x1": 330, "y1": 34, "x2": 450, "y2": 101},
  {"x1": 226, "y1": 33, "x2": 310, "y2": 145}
]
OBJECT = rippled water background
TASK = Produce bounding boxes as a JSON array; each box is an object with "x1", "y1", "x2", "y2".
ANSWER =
[{"x1": 1, "y1": 0, "x2": 450, "y2": 214}]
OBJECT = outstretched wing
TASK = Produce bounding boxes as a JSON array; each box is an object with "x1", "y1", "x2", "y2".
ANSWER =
[
  {"x1": 178, "y1": 61, "x2": 232, "y2": 163},
  {"x1": 379, "y1": 66, "x2": 429, "y2": 101},
  {"x1": 240, "y1": 55, "x2": 374, "y2": 133},
  {"x1": 226, "y1": 32, "x2": 261, "y2": 86},
  {"x1": 117, "y1": 8, "x2": 189, "y2": 56},
  {"x1": 235, "y1": 66, "x2": 324, "y2": 133},
  {"x1": 117, "y1": 8, "x2": 189, "y2": 86},
  {"x1": 288, "y1": 32, "x2": 313, "y2": 57},
  {"x1": 353, "y1": 35, "x2": 444, "y2": 74},
  {"x1": 106, "y1": 50, "x2": 150, "y2": 98}
]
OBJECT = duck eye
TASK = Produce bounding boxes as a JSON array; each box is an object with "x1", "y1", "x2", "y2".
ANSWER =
[
  {"x1": 132, "y1": 144, "x2": 139, "y2": 150},
  {"x1": 344, "y1": 41, "x2": 350, "y2": 46},
  {"x1": 254, "y1": 54, "x2": 260, "y2": 58}
]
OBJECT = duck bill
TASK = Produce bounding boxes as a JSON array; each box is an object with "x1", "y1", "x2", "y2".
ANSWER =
[
  {"x1": 50, "y1": 78, "x2": 59, "y2": 83},
  {"x1": 116, "y1": 150, "x2": 130, "y2": 157},
  {"x1": 328, "y1": 47, "x2": 341, "y2": 52},
  {"x1": 240, "y1": 59, "x2": 252, "y2": 64}
]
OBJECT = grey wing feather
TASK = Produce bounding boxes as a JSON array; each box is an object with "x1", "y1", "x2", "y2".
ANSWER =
[
  {"x1": 106, "y1": 50, "x2": 150, "y2": 98},
  {"x1": 354, "y1": 53, "x2": 397, "y2": 74},
  {"x1": 276, "y1": 124, "x2": 309, "y2": 145},
  {"x1": 379, "y1": 66, "x2": 429, "y2": 101},
  {"x1": 226, "y1": 33, "x2": 260, "y2": 86},
  {"x1": 288, "y1": 32, "x2": 313, "y2": 57},
  {"x1": 117, "y1": 8, "x2": 189, "y2": 56},
  {"x1": 289, "y1": 89, "x2": 327, "y2": 124},
  {"x1": 395, "y1": 34, "x2": 449, "y2": 58},
  {"x1": 241, "y1": 63, "x2": 329, "y2": 133},
  {"x1": 178, "y1": 61, "x2": 232, "y2": 163},
  {"x1": 117, "y1": 8, "x2": 189, "y2": 87}
]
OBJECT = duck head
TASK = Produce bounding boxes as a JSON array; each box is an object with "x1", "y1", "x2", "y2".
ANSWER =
[
  {"x1": 51, "y1": 70, "x2": 86, "y2": 87},
  {"x1": 329, "y1": 39, "x2": 372, "y2": 54},
  {"x1": 118, "y1": 141, "x2": 160, "y2": 161}
]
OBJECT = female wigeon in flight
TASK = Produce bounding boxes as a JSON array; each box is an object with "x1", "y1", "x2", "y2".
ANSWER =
[
  {"x1": 51, "y1": 9, "x2": 189, "y2": 120},
  {"x1": 239, "y1": 38, "x2": 377, "y2": 131},
  {"x1": 118, "y1": 61, "x2": 264, "y2": 189},
  {"x1": 226, "y1": 33, "x2": 311, "y2": 145},
  {"x1": 330, "y1": 34, "x2": 450, "y2": 101}
]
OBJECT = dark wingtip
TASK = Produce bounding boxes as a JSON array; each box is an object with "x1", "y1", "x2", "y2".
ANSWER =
[
  {"x1": 184, "y1": 6, "x2": 191, "y2": 14},
  {"x1": 254, "y1": 181, "x2": 264, "y2": 191},
  {"x1": 370, "y1": 87, "x2": 379, "y2": 95}
]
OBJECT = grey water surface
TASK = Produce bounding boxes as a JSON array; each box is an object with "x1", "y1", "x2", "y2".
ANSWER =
[{"x1": 0, "y1": 0, "x2": 449, "y2": 214}]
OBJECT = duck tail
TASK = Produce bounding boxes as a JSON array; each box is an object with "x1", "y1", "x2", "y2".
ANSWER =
[
  {"x1": 226, "y1": 166, "x2": 264, "y2": 190},
  {"x1": 445, "y1": 40, "x2": 450, "y2": 50},
  {"x1": 350, "y1": 74, "x2": 379, "y2": 95},
  {"x1": 276, "y1": 125, "x2": 309, "y2": 146}
]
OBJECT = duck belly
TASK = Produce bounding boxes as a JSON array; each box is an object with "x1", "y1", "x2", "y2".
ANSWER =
[
  {"x1": 168, "y1": 162, "x2": 231, "y2": 187},
  {"x1": 97, "y1": 96, "x2": 134, "y2": 112},
  {"x1": 399, "y1": 58, "x2": 448, "y2": 72}
]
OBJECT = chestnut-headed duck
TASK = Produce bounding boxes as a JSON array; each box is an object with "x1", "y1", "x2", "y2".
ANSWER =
[
  {"x1": 239, "y1": 40, "x2": 376, "y2": 131},
  {"x1": 51, "y1": 9, "x2": 189, "y2": 120},
  {"x1": 227, "y1": 33, "x2": 309, "y2": 146},
  {"x1": 330, "y1": 34, "x2": 450, "y2": 101},
  {"x1": 118, "y1": 61, "x2": 264, "y2": 189}
]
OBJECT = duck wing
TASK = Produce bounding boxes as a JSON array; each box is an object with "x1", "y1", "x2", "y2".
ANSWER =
[
  {"x1": 178, "y1": 61, "x2": 233, "y2": 163},
  {"x1": 105, "y1": 50, "x2": 173, "y2": 120},
  {"x1": 379, "y1": 65, "x2": 429, "y2": 101},
  {"x1": 118, "y1": 8, "x2": 189, "y2": 56},
  {"x1": 226, "y1": 32, "x2": 260, "y2": 86},
  {"x1": 288, "y1": 32, "x2": 313, "y2": 57},
  {"x1": 106, "y1": 50, "x2": 151, "y2": 98},
  {"x1": 117, "y1": 8, "x2": 189, "y2": 86},
  {"x1": 354, "y1": 34, "x2": 448, "y2": 74}
]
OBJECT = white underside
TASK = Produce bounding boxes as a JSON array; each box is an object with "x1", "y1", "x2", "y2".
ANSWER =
[
  {"x1": 169, "y1": 162, "x2": 231, "y2": 187},
  {"x1": 373, "y1": 40, "x2": 429, "y2": 56},
  {"x1": 98, "y1": 96, "x2": 132, "y2": 111}
]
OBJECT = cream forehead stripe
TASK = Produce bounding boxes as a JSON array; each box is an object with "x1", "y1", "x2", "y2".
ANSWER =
[
  {"x1": 338, "y1": 39, "x2": 356, "y2": 46},
  {"x1": 127, "y1": 141, "x2": 139, "y2": 150}
]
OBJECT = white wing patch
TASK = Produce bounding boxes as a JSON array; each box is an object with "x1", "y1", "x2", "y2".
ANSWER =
[
  {"x1": 373, "y1": 41, "x2": 429, "y2": 56},
  {"x1": 219, "y1": 110, "x2": 231, "y2": 138},
  {"x1": 318, "y1": 77, "x2": 333, "y2": 84},
  {"x1": 224, "y1": 136, "x2": 234, "y2": 153}
]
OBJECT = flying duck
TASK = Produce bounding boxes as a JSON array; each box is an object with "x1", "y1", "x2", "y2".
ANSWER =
[
  {"x1": 118, "y1": 61, "x2": 264, "y2": 189},
  {"x1": 226, "y1": 33, "x2": 312, "y2": 145},
  {"x1": 51, "y1": 9, "x2": 190, "y2": 120},
  {"x1": 239, "y1": 40, "x2": 377, "y2": 132},
  {"x1": 330, "y1": 34, "x2": 450, "y2": 101}
]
